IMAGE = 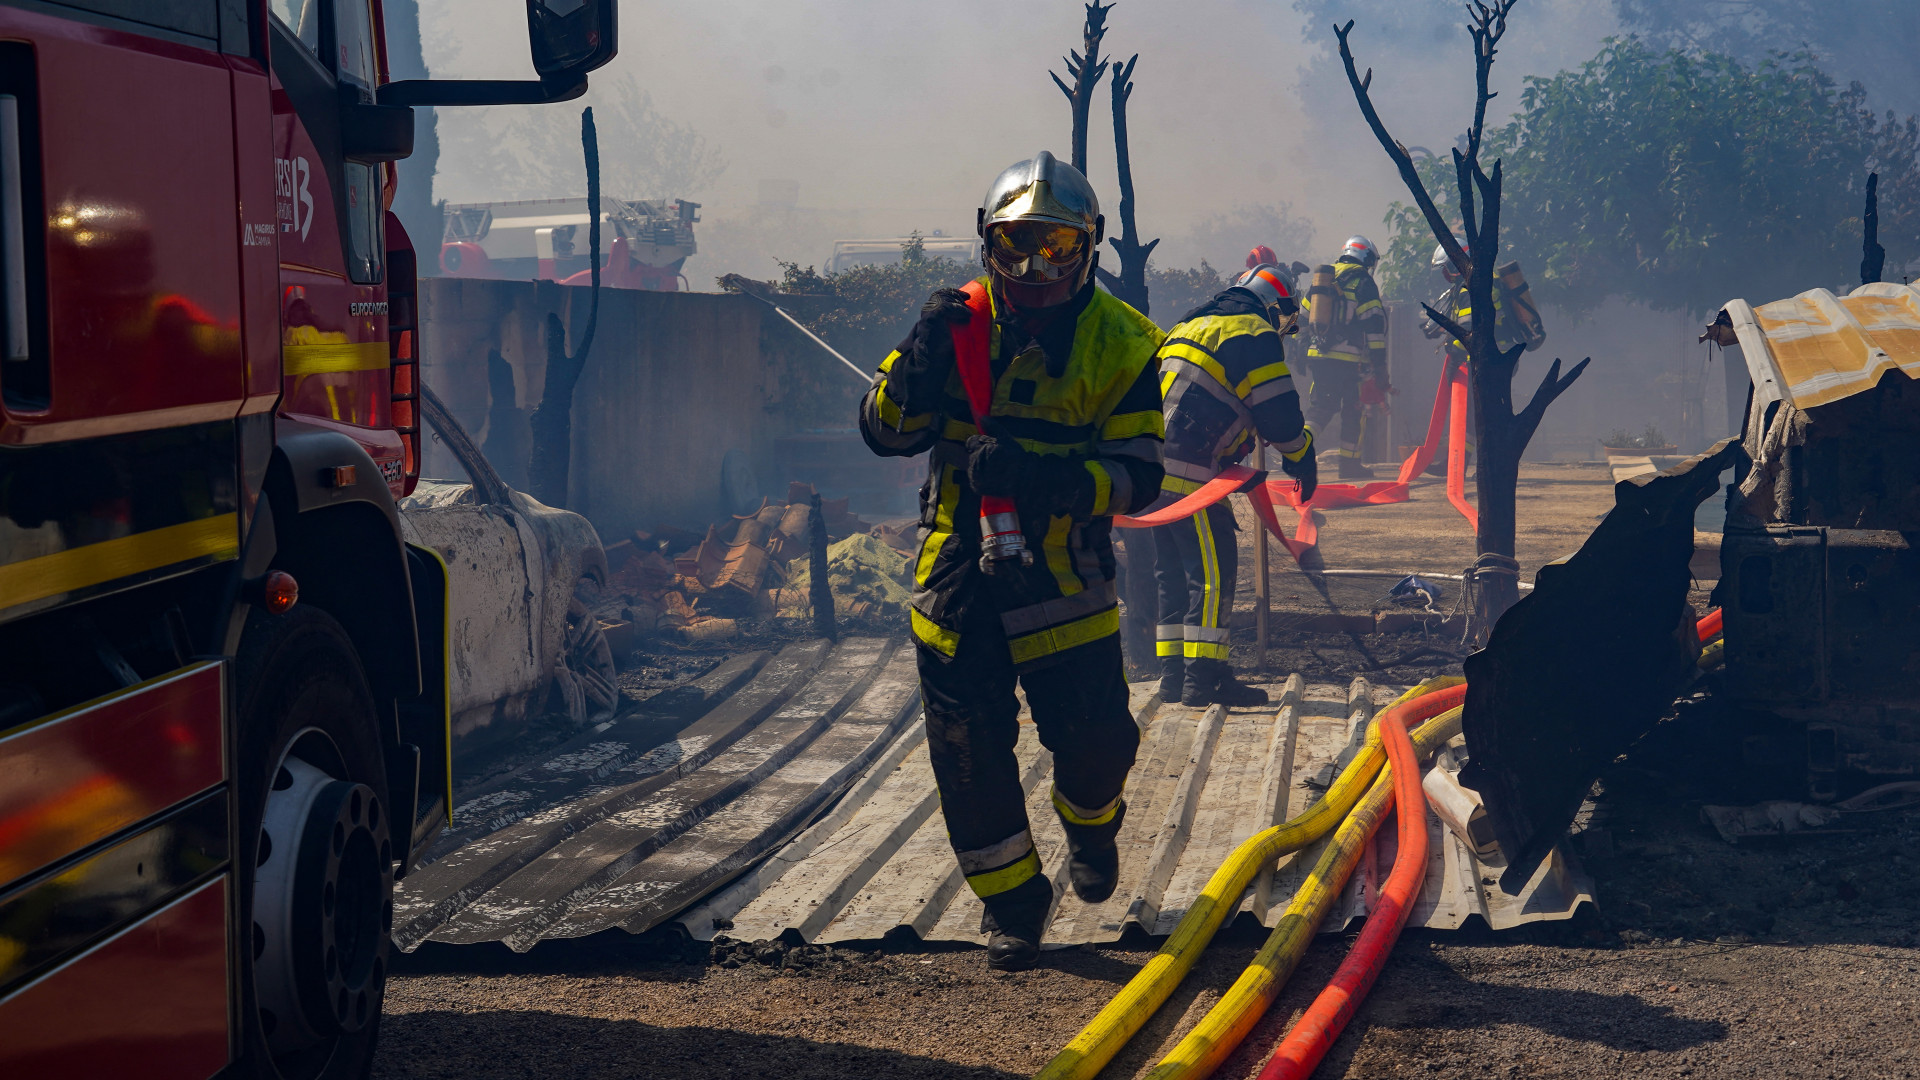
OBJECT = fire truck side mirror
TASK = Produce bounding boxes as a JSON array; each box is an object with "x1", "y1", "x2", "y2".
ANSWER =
[
  {"x1": 343, "y1": 100, "x2": 415, "y2": 164},
  {"x1": 380, "y1": 1, "x2": 618, "y2": 109},
  {"x1": 526, "y1": 0, "x2": 618, "y2": 80}
]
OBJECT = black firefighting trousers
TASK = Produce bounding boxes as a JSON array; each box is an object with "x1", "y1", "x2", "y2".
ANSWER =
[
  {"x1": 1305, "y1": 358, "x2": 1366, "y2": 456},
  {"x1": 1150, "y1": 500, "x2": 1238, "y2": 671},
  {"x1": 917, "y1": 593, "x2": 1139, "y2": 921}
]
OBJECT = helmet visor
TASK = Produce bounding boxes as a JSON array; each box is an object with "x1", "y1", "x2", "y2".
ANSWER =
[{"x1": 988, "y1": 221, "x2": 1088, "y2": 269}]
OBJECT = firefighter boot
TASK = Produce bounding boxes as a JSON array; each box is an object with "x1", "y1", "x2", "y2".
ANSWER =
[
  {"x1": 1159, "y1": 655, "x2": 1184, "y2": 704},
  {"x1": 1060, "y1": 801, "x2": 1126, "y2": 903},
  {"x1": 1338, "y1": 456, "x2": 1377, "y2": 480},
  {"x1": 1183, "y1": 659, "x2": 1269, "y2": 708},
  {"x1": 980, "y1": 874, "x2": 1054, "y2": 971}
]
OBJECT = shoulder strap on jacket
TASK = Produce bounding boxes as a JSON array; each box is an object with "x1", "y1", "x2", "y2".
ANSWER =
[{"x1": 952, "y1": 280, "x2": 995, "y2": 428}]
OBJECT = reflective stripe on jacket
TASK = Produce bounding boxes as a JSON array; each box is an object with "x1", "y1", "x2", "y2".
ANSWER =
[
  {"x1": 1156, "y1": 289, "x2": 1311, "y2": 491},
  {"x1": 1304, "y1": 255, "x2": 1386, "y2": 365},
  {"x1": 858, "y1": 278, "x2": 1165, "y2": 669}
]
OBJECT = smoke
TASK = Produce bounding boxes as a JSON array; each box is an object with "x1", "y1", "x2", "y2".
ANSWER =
[
  {"x1": 421, "y1": 0, "x2": 1920, "y2": 285},
  {"x1": 418, "y1": 0, "x2": 1637, "y2": 282}
]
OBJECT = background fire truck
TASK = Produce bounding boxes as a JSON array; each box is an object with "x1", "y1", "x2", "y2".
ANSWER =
[
  {"x1": 440, "y1": 195, "x2": 700, "y2": 291},
  {"x1": 0, "y1": 1, "x2": 616, "y2": 1077}
]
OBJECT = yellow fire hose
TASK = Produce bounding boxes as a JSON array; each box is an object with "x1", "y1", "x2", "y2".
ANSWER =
[
  {"x1": 1034, "y1": 676, "x2": 1464, "y2": 1080},
  {"x1": 1141, "y1": 703, "x2": 1465, "y2": 1080}
]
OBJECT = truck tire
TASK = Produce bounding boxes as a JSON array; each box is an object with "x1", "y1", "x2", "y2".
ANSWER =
[{"x1": 232, "y1": 605, "x2": 393, "y2": 1080}]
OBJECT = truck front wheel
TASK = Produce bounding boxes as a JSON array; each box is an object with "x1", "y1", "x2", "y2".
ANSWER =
[{"x1": 233, "y1": 605, "x2": 393, "y2": 1080}]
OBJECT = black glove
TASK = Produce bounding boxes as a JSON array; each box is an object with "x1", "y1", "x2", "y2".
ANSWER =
[
  {"x1": 1279, "y1": 440, "x2": 1318, "y2": 502},
  {"x1": 887, "y1": 287, "x2": 972, "y2": 416},
  {"x1": 966, "y1": 435, "x2": 1094, "y2": 516}
]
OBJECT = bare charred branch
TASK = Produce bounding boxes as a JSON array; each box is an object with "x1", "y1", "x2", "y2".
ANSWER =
[
  {"x1": 1863, "y1": 171, "x2": 1886, "y2": 286},
  {"x1": 1050, "y1": 2, "x2": 1113, "y2": 174},
  {"x1": 1515, "y1": 356, "x2": 1593, "y2": 444},
  {"x1": 528, "y1": 106, "x2": 602, "y2": 509},
  {"x1": 1420, "y1": 303, "x2": 1470, "y2": 348},
  {"x1": 1105, "y1": 48, "x2": 1157, "y2": 314},
  {"x1": 1337, "y1": 1, "x2": 1585, "y2": 624},
  {"x1": 1334, "y1": 19, "x2": 1471, "y2": 279},
  {"x1": 1464, "y1": 0, "x2": 1516, "y2": 165}
]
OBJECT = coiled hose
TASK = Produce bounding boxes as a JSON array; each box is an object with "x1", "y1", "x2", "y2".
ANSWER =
[
  {"x1": 1034, "y1": 677, "x2": 1466, "y2": 1080},
  {"x1": 1141, "y1": 700, "x2": 1464, "y2": 1080}
]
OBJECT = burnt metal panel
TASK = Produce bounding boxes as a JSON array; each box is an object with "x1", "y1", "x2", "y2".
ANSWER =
[
  {"x1": 1721, "y1": 526, "x2": 1826, "y2": 704},
  {"x1": 1825, "y1": 529, "x2": 1919, "y2": 705},
  {"x1": 1462, "y1": 437, "x2": 1743, "y2": 894}
]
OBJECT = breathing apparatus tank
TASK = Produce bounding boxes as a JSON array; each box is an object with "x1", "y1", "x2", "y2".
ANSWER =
[
  {"x1": 1307, "y1": 264, "x2": 1338, "y2": 337},
  {"x1": 1495, "y1": 260, "x2": 1547, "y2": 349}
]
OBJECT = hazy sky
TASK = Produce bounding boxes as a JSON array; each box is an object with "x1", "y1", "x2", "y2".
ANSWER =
[{"x1": 423, "y1": 1, "x2": 1627, "y2": 276}]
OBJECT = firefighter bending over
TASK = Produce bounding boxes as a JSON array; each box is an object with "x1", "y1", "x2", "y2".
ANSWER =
[
  {"x1": 1421, "y1": 243, "x2": 1548, "y2": 473},
  {"x1": 858, "y1": 152, "x2": 1165, "y2": 971},
  {"x1": 1303, "y1": 235, "x2": 1388, "y2": 479},
  {"x1": 1151, "y1": 264, "x2": 1317, "y2": 707}
]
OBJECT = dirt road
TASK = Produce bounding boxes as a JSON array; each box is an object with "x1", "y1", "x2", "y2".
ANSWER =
[{"x1": 378, "y1": 906, "x2": 1920, "y2": 1079}]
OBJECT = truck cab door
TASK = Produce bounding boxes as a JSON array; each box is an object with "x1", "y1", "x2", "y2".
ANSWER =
[{"x1": 0, "y1": 6, "x2": 246, "y2": 443}]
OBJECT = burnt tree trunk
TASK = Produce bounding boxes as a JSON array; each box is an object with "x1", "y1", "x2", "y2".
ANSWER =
[
  {"x1": 1094, "y1": 53, "x2": 1158, "y2": 316},
  {"x1": 808, "y1": 492, "x2": 837, "y2": 641},
  {"x1": 527, "y1": 107, "x2": 602, "y2": 509},
  {"x1": 1863, "y1": 171, "x2": 1885, "y2": 286},
  {"x1": 1050, "y1": 2, "x2": 1112, "y2": 176},
  {"x1": 1334, "y1": 6, "x2": 1587, "y2": 626}
]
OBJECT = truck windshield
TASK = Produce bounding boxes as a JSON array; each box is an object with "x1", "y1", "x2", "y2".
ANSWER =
[{"x1": 269, "y1": 0, "x2": 321, "y2": 54}]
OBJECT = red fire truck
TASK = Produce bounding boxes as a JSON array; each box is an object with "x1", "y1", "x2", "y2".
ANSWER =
[{"x1": 0, "y1": 1, "x2": 614, "y2": 1076}]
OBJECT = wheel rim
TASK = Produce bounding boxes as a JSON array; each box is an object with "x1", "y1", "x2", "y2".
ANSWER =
[{"x1": 253, "y1": 745, "x2": 393, "y2": 1070}]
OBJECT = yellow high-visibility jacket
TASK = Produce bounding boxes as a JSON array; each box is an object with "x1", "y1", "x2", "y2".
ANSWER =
[
  {"x1": 1156, "y1": 290, "x2": 1312, "y2": 494},
  {"x1": 859, "y1": 279, "x2": 1164, "y2": 669},
  {"x1": 1304, "y1": 255, "x2": 1387, "y2": 367}
]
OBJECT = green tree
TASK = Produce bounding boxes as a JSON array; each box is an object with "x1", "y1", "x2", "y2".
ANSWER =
[
  {"x1": 1381, "y1": 39, "x2": 1920, "y2": 314},
  {"x1": 1143, "y1": 262, "x2": 1231, "y2": 327}
]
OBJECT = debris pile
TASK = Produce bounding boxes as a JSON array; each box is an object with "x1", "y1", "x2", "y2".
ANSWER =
[
  {"x1": 707, "y1": 935, "x2": 875, "y2": 972},
  {"x1": 601, "y1": 482, "x2": 913, "y2": 643},
  {"x1": 778, "y1": 533, "x2": 914, "y2": 620}
]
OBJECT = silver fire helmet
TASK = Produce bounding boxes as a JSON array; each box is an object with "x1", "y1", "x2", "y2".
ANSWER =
[{"x1": 976, "y1": 151, "x2": 1104, "y2": 308}]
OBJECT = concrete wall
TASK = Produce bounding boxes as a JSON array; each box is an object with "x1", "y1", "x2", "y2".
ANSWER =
[{"x1": 419, "y1": 278, "x2": 859, "y2": 537}]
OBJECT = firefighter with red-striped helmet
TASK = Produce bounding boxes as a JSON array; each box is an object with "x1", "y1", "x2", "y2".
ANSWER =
[
  {"x1": 1147, "y1": 263, "x2": 1317, "y2": 708},
  {"x1": 1302, "y1": 235, "x2": 1389, "y2": 478}
]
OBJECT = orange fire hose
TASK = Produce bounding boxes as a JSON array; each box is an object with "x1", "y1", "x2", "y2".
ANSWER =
[
  {"x1": 1442, "y1": 359, "x2": 1476, "y2": 531},
  {"x1": 1253, "y1": 685, "x2": 1431, "y2": 1080}
]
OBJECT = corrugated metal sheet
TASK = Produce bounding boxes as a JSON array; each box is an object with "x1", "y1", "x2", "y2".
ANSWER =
[
  {"x1": 1727, "y1": 282, "x2": 1920, "y2": 412},
  {"x1": 396, "y1": 637, "x2": 1590, "y2": 953},
  {"x1": 685, "y1": 675, "x2": 1590, "y2": 946}
]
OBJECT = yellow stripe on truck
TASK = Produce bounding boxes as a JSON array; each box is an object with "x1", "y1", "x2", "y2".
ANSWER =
[
  {"x1": 283, "y1": 340, "x2": 390, "y2": 375},
  {"x1": 0, "y1": 513, "x2": 240, "y2": 612}
]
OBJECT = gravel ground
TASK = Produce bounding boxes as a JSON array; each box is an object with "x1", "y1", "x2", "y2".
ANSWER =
[{"x1": 377, "y1": 905, "x2": 1920, "y2": 1079}]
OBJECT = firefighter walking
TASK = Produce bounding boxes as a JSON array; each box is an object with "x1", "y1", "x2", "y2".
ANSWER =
[
  {"x1": 858, "y1": 152, "x2": 1165, "y2": 970},
  {"x1": 1302, "y1": 236, "x2": 1389, "y2": 479},
  {"x1": 1149, "y1": 264, "x2": 1318, "y2": 707}
]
